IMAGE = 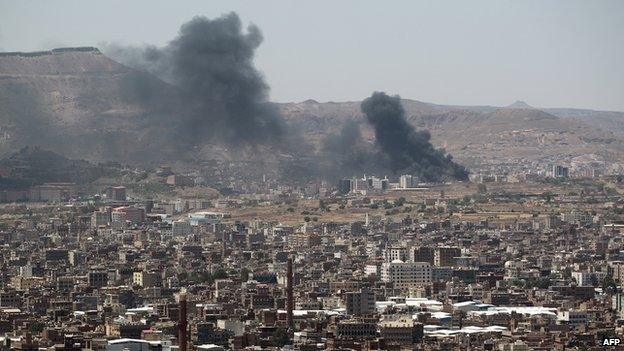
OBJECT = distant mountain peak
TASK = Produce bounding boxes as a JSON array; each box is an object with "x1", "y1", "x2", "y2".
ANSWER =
[{"x1": 507, "y1": 100, "x2": 534, "y2": 109}]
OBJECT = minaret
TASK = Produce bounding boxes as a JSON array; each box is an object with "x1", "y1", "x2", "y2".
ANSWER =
[
  {"x1": 286, "y1": 258, "x2": 294, "y2": 329},
  {"x1": 179, "y1": 291, "x2": 188, "y2": 351}
]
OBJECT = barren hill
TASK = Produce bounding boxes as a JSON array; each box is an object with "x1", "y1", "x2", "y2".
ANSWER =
[
  {"x1": 0, "y1": 47, "x2": 623, "y2": 172},
  {"x1": 277, "y1": 100, "x2": 624, "y2": 170},
  {"x1": 0, "y1": 146, "x2": 103, "y2": 188},
  {"x1": 0, "y1": 47, "x2": 177, "y2": 161}
]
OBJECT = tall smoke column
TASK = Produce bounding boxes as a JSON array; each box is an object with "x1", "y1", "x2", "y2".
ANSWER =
[
  {"x1": 179, "y1": 291, "x2": 188, "y2": 351},
  {"x1": 286, "y1": 257, "x2": 294, "y2": 329},
  {"x1": 105, "y1": 12, "x2": 285, "y2": 145},
  {"x1": 361, "y1": 91, "x2": 468, "y2": 181}
]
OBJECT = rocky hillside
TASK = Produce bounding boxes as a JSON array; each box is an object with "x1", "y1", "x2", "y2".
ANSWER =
[
  {"x1": 0, "y1": 47, "x2": 178, "y2": 162},
  {"x1": 0, "y1": 47, "x2": 623, "y2": 172},
  {"x1": 0, "y1": 146, "x2": 103, "y2": 188},
  {"x1": 277, "y1": 100, "x2": 624, "y2": 170}
]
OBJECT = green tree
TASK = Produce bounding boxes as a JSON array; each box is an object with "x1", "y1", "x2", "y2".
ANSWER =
[{"x1": 394, "y1": 197, "x2": 406, "y2": 207}]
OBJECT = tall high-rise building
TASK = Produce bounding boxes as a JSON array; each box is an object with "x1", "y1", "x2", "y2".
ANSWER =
[
  {"x1": 381, "y1": 261, "x2": 432, "y2": 289},
  {"x1": 399, "y1": 175, "x2": 414, "y2": 189},
  {"x1": 338, "y1": 179, "x2": 352, "y2": 194},
  {"x1": 384, "y1": 247, "x2": 408, "y2": 262}
]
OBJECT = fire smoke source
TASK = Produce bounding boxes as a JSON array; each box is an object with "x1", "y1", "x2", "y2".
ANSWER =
[
  {"x1": 105, "y1": 12, "x2": 285, "y2": 145},
  {"x1": 361, "y1": 92, "x2": 468, "y2": 181}
]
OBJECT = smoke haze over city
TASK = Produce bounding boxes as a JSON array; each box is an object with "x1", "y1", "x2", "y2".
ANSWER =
[{"x1": 0, "y1": 2, "x2": 624, "y2": 350}]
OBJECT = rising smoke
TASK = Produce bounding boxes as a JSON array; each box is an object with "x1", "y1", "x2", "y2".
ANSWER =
[
  {"x1": 105, "y1": 12, "x2": 284, "y2": 145},
  {"x1": 361, "y1": 92, "x2": 468, "y2": 181},
  {"x1": 320, "y1": 119, "x2": 383, "y2": 178},
  {"x1": 322, "y1": 119, "x2": 364, "y2": 157},
  {"x1": 104, "y1": 14, "x2": 467, "y2": 181}
]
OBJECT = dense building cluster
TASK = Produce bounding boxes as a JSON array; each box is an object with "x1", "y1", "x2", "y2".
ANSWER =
[{"x1": 0, "y1": 169, "x2": 623, "y2": 351}]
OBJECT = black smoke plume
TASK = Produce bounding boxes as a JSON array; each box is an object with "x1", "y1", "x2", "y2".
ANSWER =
[
  {"x1": 320, "y1": 119, "x2": 386, "y2": 178},
  {"x1": 105, "y1": 12, "x2": 284, "y2": 145},
  {"x1": 322, "y1": 119, "x2": 364, "y2": 160},
  {"x1": 361, "y1": 92, "x2": 468, "y2": 181}
]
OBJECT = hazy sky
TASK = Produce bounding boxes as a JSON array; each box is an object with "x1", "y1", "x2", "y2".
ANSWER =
[{"x1": 1, "y1": 0, "x2": 622, "y2": 111}]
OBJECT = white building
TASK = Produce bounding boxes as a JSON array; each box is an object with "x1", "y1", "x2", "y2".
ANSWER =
[
  {"x1": 499, "y1": 340, "x2": 531, "y2": 351},
  {"x1": 217, "y1": 319, "x2": 245, "y2": 336},
  {"x1": 19, "y1": 264, "x2": 33, "y2": 278},
  {"x1": 381, "y1": 260, "x2": 431, "y2": 289},
  {"x1": 384, "y1": 247, "x2": 408, "y2": 263},
  {"x1": 468, "y1": 283, "x2": 484, "y2": 299},
  {"x1": 378, "y1": 315, "x2": 417, "y2": 344},
  {"x1": 399, "y1": 175, "x2": 415, "y2": 189},
  {"x1": 365, "y1": 264, "x2": 380, "y2": 276},
  {"x1": 188, "y1": 211, "x2": 229, "y2": 226},
  {"x1": 107, "y1": 339, "x2": 171, "y2": 351},
  {"x1": 196, "y1": 345, "x2": 225, "y2": 351},
  {"x1": 571, "y1": 271, "x2": 592, "y2": 286}
]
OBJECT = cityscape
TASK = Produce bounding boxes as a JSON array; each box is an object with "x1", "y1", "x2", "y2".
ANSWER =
[{"x1": 0, "y1": 1, "x2": 624, "y2": 350}]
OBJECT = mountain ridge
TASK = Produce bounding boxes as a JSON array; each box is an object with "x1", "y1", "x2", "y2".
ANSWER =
[{"x1": 0, "y1": 47, "x2": 623, "y2": 172}]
